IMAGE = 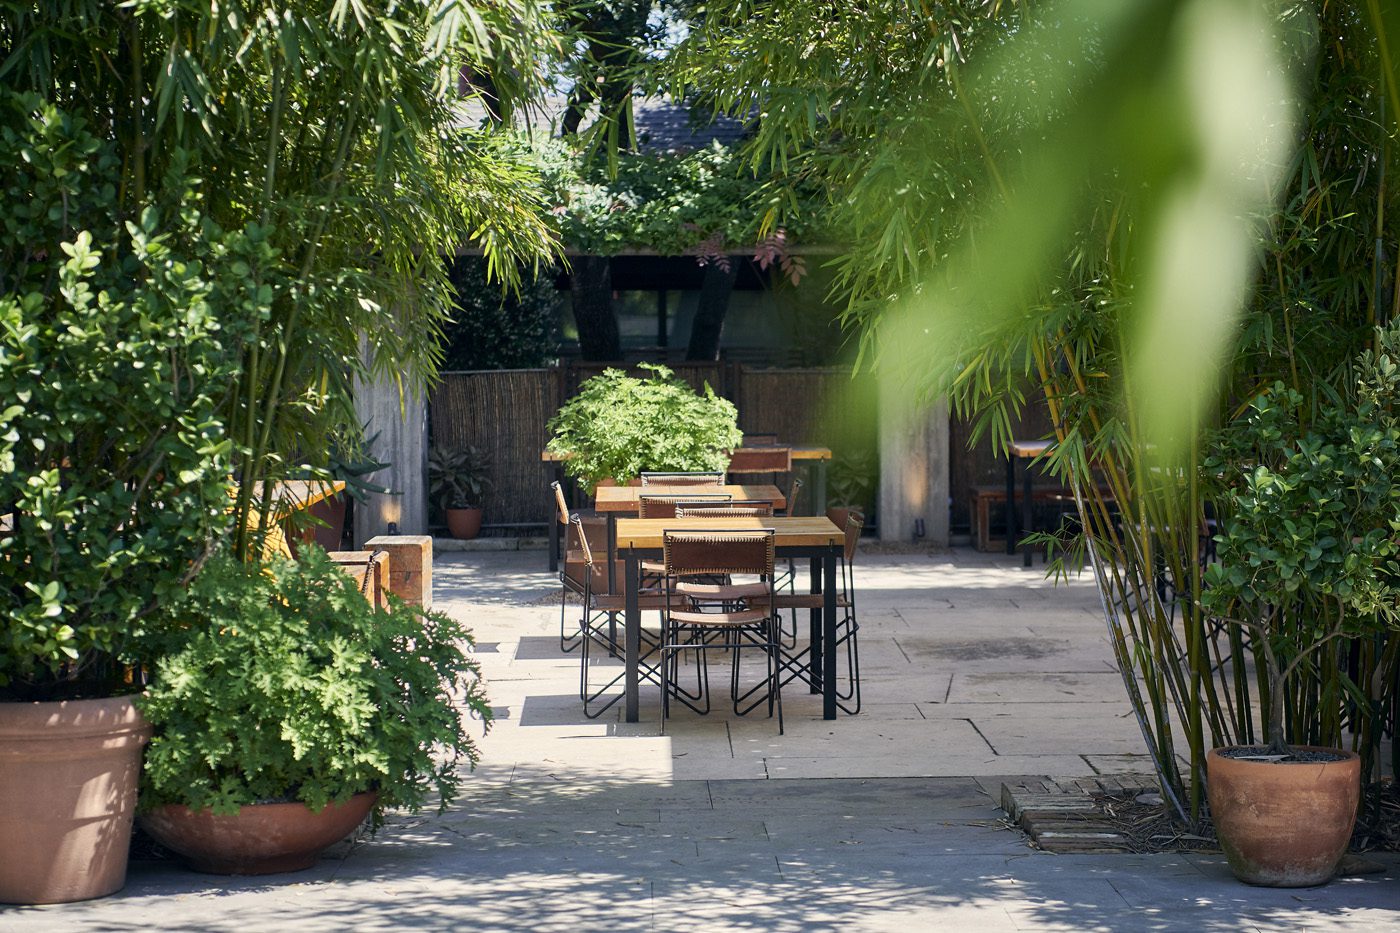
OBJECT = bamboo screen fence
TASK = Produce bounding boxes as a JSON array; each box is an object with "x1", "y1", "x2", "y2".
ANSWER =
[{"x1": 429, "y1": 365, "x2": 878, "y2": 528}]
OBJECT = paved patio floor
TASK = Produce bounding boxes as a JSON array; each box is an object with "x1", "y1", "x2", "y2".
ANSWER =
[{"x1": 6, "y1": 547, "x2": 1397, "y2": 931}]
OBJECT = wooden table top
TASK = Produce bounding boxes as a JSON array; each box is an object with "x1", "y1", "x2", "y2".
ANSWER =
[
  {"x1": 245, "y1": 480, "x2": 346, "y2": 519},
  {"x1": 1008, "y1": 439, "x2": 1052, "y2": 459},
  {"x1": 614, "y1": 516, "x2": 842, "y2": 549},
  {"x1": 595, "y1": 484, "x2": 786, "y2": 512},
  {"x1": 542, "y1": 445, "x2": 833, "y2": 463}
]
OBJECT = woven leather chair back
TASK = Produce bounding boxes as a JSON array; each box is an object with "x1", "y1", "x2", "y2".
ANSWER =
[
  {"x1": 638, "y1": 493, "x2": 731, "y2": 518},
  {"x1": 674, "y1": 501, "x2": 774, "y2": 518},
  {"x1": 640, "y1": 472, "x2": 724, "y2": 487},
  {"x1": 663, "y1": 530, "x2": 775, "y2": 578},
  {"x1": 726, "y1": 446, "x2": 792, "y2": 473}
]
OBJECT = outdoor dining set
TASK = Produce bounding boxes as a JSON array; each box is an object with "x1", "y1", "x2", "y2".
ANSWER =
[{"x1": 549, "y1": 447, "x2": 863, "y2": 734}]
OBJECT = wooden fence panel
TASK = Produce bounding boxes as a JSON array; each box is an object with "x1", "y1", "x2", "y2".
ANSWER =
[
  {"x1": 428, "y1": 365, "x2": 879, "y2": 529},
  {"x1": 734, "y1": 367, "x2": 875, "y2": 451},
  {"x1": 429, "y1": 370, "x2": 557, "y2": 527}
]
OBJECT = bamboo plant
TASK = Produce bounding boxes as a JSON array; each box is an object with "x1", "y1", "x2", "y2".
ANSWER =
[{"x1": 1, "y1": 0, "x2": 562, "y2": 560}]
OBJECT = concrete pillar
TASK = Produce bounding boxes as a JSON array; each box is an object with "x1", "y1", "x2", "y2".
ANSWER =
[
  {"x1": 877, "y1": 381, "x2": 950, "y2": 546},
  {"x1": 353, "y1": 365, "x2": 428, "y2": 544}
]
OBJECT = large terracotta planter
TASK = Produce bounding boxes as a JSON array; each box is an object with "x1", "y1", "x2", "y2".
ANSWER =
[
  {"x1": 139, "y1": 792, "x2": 377, "y2": 875},
  {"x1": 446, "y1": 506, "x2": 483, "y2": 540},
  {"x1": 0, "y1": 695, "x2": 152, "y2": 904},
  {"x1": 1207, "y1": 745, "x2": 1360, "y2": 887}
]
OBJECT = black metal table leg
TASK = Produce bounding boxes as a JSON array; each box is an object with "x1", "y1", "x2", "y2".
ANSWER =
[
  {"x1": 808, "y1": 557, "x2": 822, "y2": 695},
  {"x1": 624, "y1": 552, "x2": 640, "y2": 723},
  {"x1": 822, "y1": 549, "x2": 838, "y2": 720}
]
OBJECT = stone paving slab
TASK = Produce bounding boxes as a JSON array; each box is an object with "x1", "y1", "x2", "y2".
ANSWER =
[
  {"x1": 6, "y1": 549, "x2": 1396, "y2": 930},
  {"x1": 9, "y1": 777, "x2": 1393, "y2": 932}
]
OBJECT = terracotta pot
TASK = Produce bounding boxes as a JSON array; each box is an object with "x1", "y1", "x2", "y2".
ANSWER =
[
  {"x1": 0, "y1": 695, "x2": 152, "y2": 904},
  {"x1": 139, "y1": 792, "x2": 378, "y2": 875},
  {"x1": 1207, "y1": 745, "x2": 1360, "y2": 887},
  {"x1": 446, "y1": 506, "x2": 483, "y2": 540},
  {"x1": 287, "y1": 493, "x2": 348, "y2": 558}
]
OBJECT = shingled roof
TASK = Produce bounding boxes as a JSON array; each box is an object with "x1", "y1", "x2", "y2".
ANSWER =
[{"x1": 631, "y1": 97, "x2": 751, "y2": 152}]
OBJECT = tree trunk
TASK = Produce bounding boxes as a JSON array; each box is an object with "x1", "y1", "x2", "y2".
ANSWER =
[
  {"x1": 571, "y1": 255, "x2": 620, "y2": 361},
  {"x1": 686, "y1": 258, "x2": 738, "y2": 361}
]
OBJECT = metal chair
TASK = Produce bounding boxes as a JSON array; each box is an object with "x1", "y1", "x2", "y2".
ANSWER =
[
  {"x1": 553, "y1": 481, "x2": 607, "y2": 653},
  {"x1": 640, "y1": 471, "x2": 725, "y2": 487},
  {"x1": 638, "y1": 494, "x2": 734, "y2": 584},
  {"x1": 659, "y1": 529, "x2": 783, "y2": 734},
  {"x1": 753, "y1": 510, "x2": 864, "y2": 714},
  {"x1": 569, "y1": 515, "x2": 693, "y2": 719}
]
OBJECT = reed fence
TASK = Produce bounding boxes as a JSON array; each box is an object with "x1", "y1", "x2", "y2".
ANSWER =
[{"x1": 429, "y1": 364, "x2": 879, "y2": 528}]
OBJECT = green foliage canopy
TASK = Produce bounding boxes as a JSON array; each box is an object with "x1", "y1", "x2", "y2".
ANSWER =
[
  {"x1": 1, "y1": 0, "x2": 562, "y2": 560},
  {"x1": 535, "y1": 138, "x2": 822, "y2": 258}
]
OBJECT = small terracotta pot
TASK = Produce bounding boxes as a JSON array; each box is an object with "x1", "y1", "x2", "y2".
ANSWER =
[
  {"x1": 1207, "y1": 745, "x2": 1360, "y2": 887},
  {"x1": 0, "y1": 695, "x2": 152, "y2": 904},
  {"x1": 446, "y1": 507, "x2": 483, "y2": 540},
  {"x1": 139, "y1": 792, "x2": 378, "y2": 875}
]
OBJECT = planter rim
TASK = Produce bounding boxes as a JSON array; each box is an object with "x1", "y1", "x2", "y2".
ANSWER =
[
  {"x1": 0, "y1": 694, "x2": 151, "y2": 743},
  {"x1": 1208, "y1": 744, "x2": 1359, "y2": 764}
]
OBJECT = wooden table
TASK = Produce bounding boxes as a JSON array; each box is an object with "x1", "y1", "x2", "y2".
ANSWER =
[
  {"x1": 598, "y1": 485, "x2": 785, "y2": 593},
  {"x1": 1005, "y1": 440, "x2": 1051, "y2": 568},
  {"x1": 542, "y1": 447, "x2": 832, "y2": 569},
  {"x1": 615, "y1": 516, "x2": 846, "y2": 722}
]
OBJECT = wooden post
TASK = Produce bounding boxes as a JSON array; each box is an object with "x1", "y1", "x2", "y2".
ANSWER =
[
  {"x1": 877, "y1": 379, "x2": 950, "y2": 546},
  {"x1": 364, "y1": 534, "x2": 433, "y2": 609},
  {"x1": 353, "y1": 339, "x2": 428, "y2": 543}
]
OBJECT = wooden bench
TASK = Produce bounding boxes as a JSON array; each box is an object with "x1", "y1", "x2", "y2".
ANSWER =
[{"x1": 968, "y1": 484, "x2": 1076, "y2": 552}]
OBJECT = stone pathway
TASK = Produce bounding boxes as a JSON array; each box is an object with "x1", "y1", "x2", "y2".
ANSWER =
[{"x1": 6, "y1": 547, "x2": 1397, "y2": 931}]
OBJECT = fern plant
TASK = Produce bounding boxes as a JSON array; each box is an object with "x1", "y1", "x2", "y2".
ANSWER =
[{"x1": 137, "y1": 549, "x2": 490, "y2": 825}]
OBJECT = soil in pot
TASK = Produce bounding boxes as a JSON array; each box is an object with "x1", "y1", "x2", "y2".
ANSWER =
[
  {"x1": 1207, "y1": 745, "x2": 1360, "y2": 887},
  {"x1": 0, "y1": 695, "x2": 152, "y2": 904},
  {"x1": 138, "y1": 792, "x2": 377, "y2": 875},
  {"x1": 446, "y1": 506, "x2": 483, "y2": 539}
]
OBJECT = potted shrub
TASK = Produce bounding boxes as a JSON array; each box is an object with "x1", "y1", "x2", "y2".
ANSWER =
[
  {"x1": 826, "y1": 449, "x2": 878, "y2": 530},
  {"x1": 135, "y1": 549, "x2": 491, "y2": 874},
  {"x1": 0, "y1": 98, "x2": 247, "y2": 904},
  {"x1": 429, "y1": 445, "x2": 493, "y2": 539},
  {"x1": 546, "y1": 364, "x2": 742, "y2": 490},
  {"x1": 1201, "y1": 336, "x2": 1400, "y2": 887}
]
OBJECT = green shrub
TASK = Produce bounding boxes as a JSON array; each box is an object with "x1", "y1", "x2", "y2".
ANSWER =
[
  {"x1": 546, "y1": 364, "x2": 742, "y2": 489},
  {"x1": 137, "y1": 549, "x2": 490, "y2": 823},
  {"x1": 441, "y1": 257, "x2": 560, "y2": 370},
  {"x1": 1203, "y1": 328, "x2": 1400, "y2": 751},
  {"x1": 0, "y1": 93, "x2": 254, "y2": 700}
]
